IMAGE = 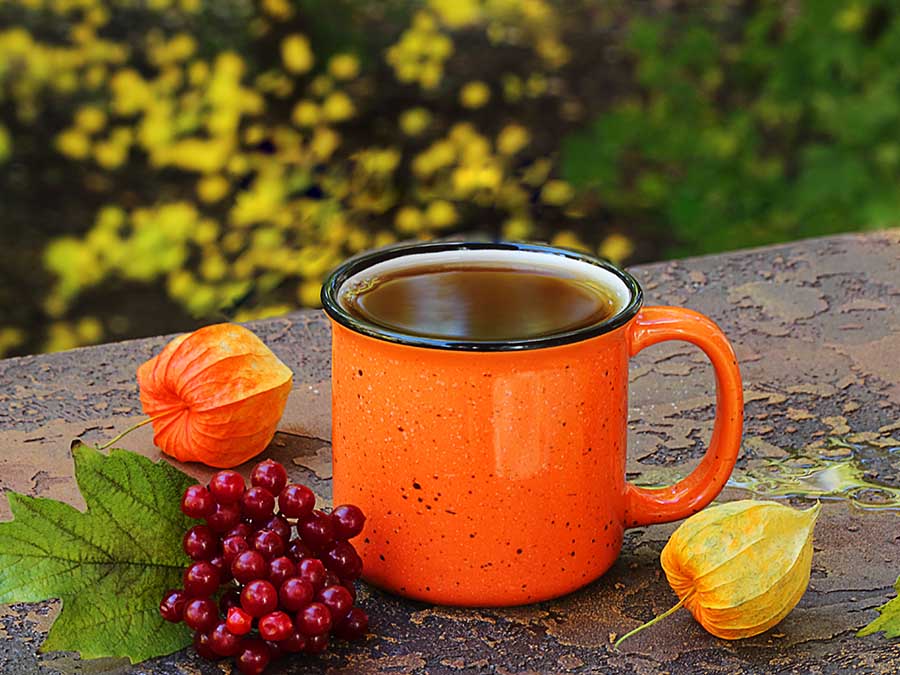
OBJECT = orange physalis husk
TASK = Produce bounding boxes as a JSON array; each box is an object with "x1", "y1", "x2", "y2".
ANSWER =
[
  {"x1": 135, "y1": 323, "x2": 293, "y2": 468},
  {"x1": 615, "y1": 500, "x2": 820, "y2": 647}
]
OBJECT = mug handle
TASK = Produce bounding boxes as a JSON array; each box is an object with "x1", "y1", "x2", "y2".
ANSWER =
[{"x1": 623, "y1": 306, "x2": 743, "y2": 527}]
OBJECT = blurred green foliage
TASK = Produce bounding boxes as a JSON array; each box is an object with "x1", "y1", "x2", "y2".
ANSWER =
[
  {"x1": 0, "y1": 0, "x2": 894, "y2": 356},
  {"x1": 563, "y1": 0, "x2": 900, "y2": 256}
]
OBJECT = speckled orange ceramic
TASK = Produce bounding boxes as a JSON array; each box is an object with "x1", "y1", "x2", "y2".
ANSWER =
[{"x1": 322, "y1": 242, "x2": 743, "y2": 607}]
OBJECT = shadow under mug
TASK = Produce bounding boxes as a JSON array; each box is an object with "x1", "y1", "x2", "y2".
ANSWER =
[{"x1": 322, "y1": 241, "x2": 743, "y2": 607}]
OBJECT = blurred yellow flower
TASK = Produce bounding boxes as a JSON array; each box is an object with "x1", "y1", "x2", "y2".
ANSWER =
[
  {"x1": 235, "y1": 304, "x2": 294, "y2": 322},
  {"x1": 291, "y1": 100, "x2": 319, "y2": 127},
  {"x1": 835, "y1": 4, "x2": 865, "y2": 31},
  {"x1": 425, "y1": 200, "x2": 458, "y2": 229},
  {"x1": 166, "y1": 138, "x2": 232, "y2": 173},
  {"x1": 526, "y1": 73, "x2": 548, "y2": 97},
  {"x1": 56, "y1": 129, "x2": 91, "y2": 159},
  {"x1": 429, "y1": 0, "x2": 481, "y2": 27},
  {"x1": 598, "y1": 233, "x2": 635, "y2": 264},
  {"x1": 329, "y1": 54, "x2": 360, "y2": 80},
  {"x1": 419, "y1": 62, "x2": 443, "y2": 90},
  {"x1": 222, "y1": 230, "x2": 246, "y2": 254},
  {"x1": 399, "y1": 107, "x2": 431, "y2": 136},
  {"x1": 282, "y1": 34, "x2": 313, "y2": 74},
  {"x1": 74, "y1": 106, "x2": 107, "y2": 134},
  {"x1": 197, "y1": 174, "x2": 230, "y2": 203},
  {"x1": 308, "y1": 127, "x2": 339, "y2": 160},
  {"x1": 395, "y1": 206, "x2": 424, "y2": 233},
  {"x1": 109, "y1": 69, "x2": 150, "y2": 115},
  {"x1": 374, "y1": 230, "x2": 398, "y2": 248},
  {"x1": 0, "y1": 124, "x2": 10, "y2": 163},
  {"x1": 356, "y1": 147, "x2": 401, "y2": 175},
  {"x1": 540, "y1": 179, "x2": 574, "y2": 205},
  {"x1": 536, "y1": 37, "x2": 570, "y2": 68},
  {"x1": 298, "y1": 280, "x2": 322, "y2": 307},
  {"x1": 427, "y1": 34, "x2": 454, "y2": 61},
  {"x1": 85, "y1": 64, "x2": 107, "y2": 89},
  {"x1": 412, "y1": 10, "x2": 437, "y2": 32},
  {"x1": 169, "y1": 33, "x2": 197, "y2": 62},
  {"x1": 77, "y1": 317, "x2": 103, "y2": 342},
  {"x1": 322, "y1": 91, "x2": 355, "y2": 122},
  {"x1": 188, "y1": 60, "x2": 209, "y2": 85},
  {"x1": 96, "y1": 206, "x2": 126, "y2": 232},
  {"x1": 93, "y1": 139, "x2": 128, "y2": 169},
  {"x1": 497, "y1": 124, "x2": 530, "y2": 155},
  {"x1": 551, "y1": 230, "x2": 589, "y2": 252},
  {"x1": 44, "y1": 317, "x2": 103, "y2": 353},
  {"x1": 460, "y1": 81, "x2": 490, "y2": 109},
  {"x1": 259, "y1": 0, "x2": 291, "y2": 19},
  {"x1": 200, "y1": 252, "x2": 228, "y2": 281},
  {"x1": 194, "y1": 218, "x2": 220, "y2": 245},
  {"x1": 503, "y1": 217, "x2": 533, "y2": 241},
  {"x1": 0, "y1": 327, "x2": 25, "y2": 357}
]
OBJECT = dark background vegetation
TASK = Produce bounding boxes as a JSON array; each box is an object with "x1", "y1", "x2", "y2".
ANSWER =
[{"x1": 1, "y1": 0, "x2": 897, "y2": 356}]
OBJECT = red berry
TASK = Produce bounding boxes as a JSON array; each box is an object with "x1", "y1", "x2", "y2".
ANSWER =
[
  {"x1": 209, "y1": 621, "x2": 242, "y2": 657},
  {"x1": 182, "y1": 485, "x2": 214, "y2": 519},
  {"x1": 251, "y1": 459, "x2": 288, "y2": 495},
  {"x1": 219, "y1": 588, "x2": 241, "y2": 613},
  {"x1": 192, "y1": 629, "x2": 218, "y2": 660},
  {"x1": 298, "y1": 510, "x2": 335, "y2": 550},
  {"x1": 241, "y1": 579, "x2": 278, "y2": 617},
  {"x1": 226, "y1": 522, "x2": 253, "y2": 539},
  {"x1": 241, "y1": 487, "x2": 275, "y2": 521},
  {"x1": 263, "y1": 515, "x2": 291, "y2": 541},
  {"x1": 268, "y1": 556, "x2": 296, "y2": 587},
  {"x1": 281, "y1": 627, "x2": 307, "y2": 653},
  {"x1": 278, "y1": 484, "x2": 315, "y2": 519},
  {"x1": 184, "y1": 598, "x2": 218, "y2": 633},
  {"x1": 226, "y1": 606, "x2": 254, "y2": 636},
  {"x1": 317, "y1": 585, "x2": 353, "y2": 621},
  {"x1": 221, "y1": 534, "x2": 250, "y2": 564},
  {"x1": 236, "y1": 639, "x2": 271, "y2": 675},
  {"x1": 252, "y1": 529, "x2": 285, "y2": 560},
  {"x1": 184, "y1": 561, "x2": 221, "y2": 598},
  {"x1": 296, "y1": 602, "x2": 332, "y2": 636},
  {"x1": 331, "y1": 504, "x2": 366, "y2": 540},
  {"x1": 209, "y1": 470, "x2": 245, "y2": 504},
  {"x1": 304, "y1": 632, "x2": 329, "y2": 654},
  {"x1": 159, "y1": 589, "x2": 187, "y2": 623},
  {"x1": 334, "y1": 607, "x2": 369, "y2": 641},
  {"x1": 286, "y1": 539, "x2": 313, "y2": 563},
  {"x1": 259, "y1": 611, "x2": 293, "y2": 641},
  {"x1": 297, "y1": 557, "x2": 327, "y2": 589},
  {"x1": 182, "y1": 524, "x2": 216, "y2": 560},
  {"x1": 279, "y1": 577, "x2": 314, "y2": 611},
  {"x1": 231, "y1": 550, "x2": 267, "y2": 584},
  {"x1": 206, "y1": 500, "x2": 242, "y2": 533},
  {"x1": 323, "y1": 541, "x2": 363, "y2": 580}
]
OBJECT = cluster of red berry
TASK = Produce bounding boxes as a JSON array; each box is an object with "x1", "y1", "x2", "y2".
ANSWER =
[{"x1": 160, "y1": 459, "x2": 368, "y2": 674}]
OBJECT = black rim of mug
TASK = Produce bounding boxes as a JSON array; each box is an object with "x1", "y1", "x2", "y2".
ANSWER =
[{"x1": 320, "y1": 241, "x2": 644, "y2": 352}]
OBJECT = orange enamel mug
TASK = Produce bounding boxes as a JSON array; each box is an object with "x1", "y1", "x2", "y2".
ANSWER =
[{"x1": 322, "y1": 242, "x2": 743, "y2": 606}]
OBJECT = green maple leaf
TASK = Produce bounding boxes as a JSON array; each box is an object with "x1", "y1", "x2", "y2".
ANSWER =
[
  {"x1": 859, "y1": 575, "x2": 900, "y2": 639},
  {"x1": 0, "y1": 443, "x2": 195, "y2": 663}
]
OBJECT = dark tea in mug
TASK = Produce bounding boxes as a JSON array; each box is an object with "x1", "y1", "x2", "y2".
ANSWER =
[{"x1": 338, "y1": 253, "x2": 620, "y2": 342}]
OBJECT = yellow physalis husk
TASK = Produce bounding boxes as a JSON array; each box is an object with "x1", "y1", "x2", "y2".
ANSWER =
[{"x1": 616, "y1": 500, "x2": 820, "y2": 647}]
